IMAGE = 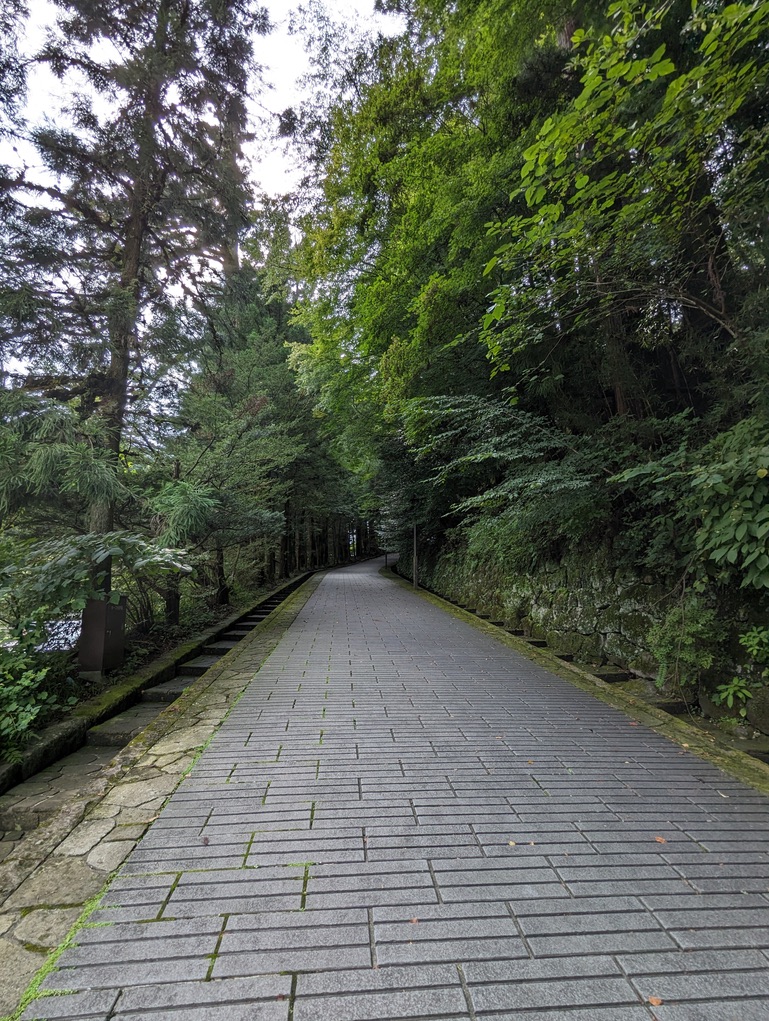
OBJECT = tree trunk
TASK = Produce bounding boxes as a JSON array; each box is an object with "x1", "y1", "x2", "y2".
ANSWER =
[
  {"x1": 164, "y1": 575, "x2": 181, "y2": 626},
  {"x1": 87, "y1": 1, "x2": 172, "y2": 587},
  {"x1": 214, "y1": 545, "x2": 229, "y2": 605}
]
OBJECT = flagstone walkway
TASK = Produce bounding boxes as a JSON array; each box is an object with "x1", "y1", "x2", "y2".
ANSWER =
[{"x1": 24, "y1": 559, "x2": 769, "y2": 1020}]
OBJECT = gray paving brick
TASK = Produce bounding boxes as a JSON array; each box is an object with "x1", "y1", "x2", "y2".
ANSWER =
[
  {"x1": 474, "y1": 1009, "x2": 659, "y2": 1020},
  {"x1": 511, "y1": 895, "x2": 644, "y2": 915},
  {"x1": 566, "y1": 879, "x2": 694, "y2": 897},
  {"x1": 43, "y1": 958, "x2": 209, "y2": 991},
  {"x1": 652, "y1": 907, "x2": 769, "y2": 928},
  {"x1": 372, "y1": 902, "x2": 509, "y2": 923},
  {"x1": 173, "y1": 876, "x2": 303, "y2": 898},
  {"x1": 649, "y1": 1003, "x2": 769, "y2": 1021},
  {"x1": 114, "y1": 1006, "x2": 288, "y2": 1021},
  {"x1": 162, "y1": 893, "x2": 303, "y2": 916},
  {"x1": 463, "y1": 956, "x2": 621, "y2": 983},
  {"x1": 309, "y1": 871, "x2": 433, "y2": 893},
  {"x1": 377, "y1": 935, "x2": 527, "y2": 965},
  {"x1": 670, "y1": 926, "x2": 769, "y2": 949},
  {"x1": 292, "y1": 987, "x2": 469, "y2": 1021},
  {"x1": 617, "y1": 947, "x2": 769, "y2": 974},
  {"x1": 639, "y1": 892, "x2": 768, "y2": 910},
  {"x1": 226, "y1": 907, "x2": 368, "y2": 930},
  {"x1": 86, "y1": 906, "x2": 165, "y2": 924},
  {"x1": 64, "y1": 933, "x2": 218, "y2": 966},
  {"x1": 376, "y1": 916, "x2": 518, "y2": 942},
  {"x1": 303, "y1": 887, "x2": 440, "y2": 909},
  {"x1": 121, "y1": 855, "x2": 246, "y2": 873},
  {"x1": 213, "y1": 945, "x2": 372, "y2": 976},
  {"x1": 76, "y1": 917, "x2": 225, "y2": 943},
  {"x1": 632, "y1": 969, "x2": 769, "y2": 1002},
  {"x1": 527, "y1": 930, "x2": 678, "y2": 956},
  {"x1": 469, "y1": 976, "x2": 641, "y2": 1012},
  {"x1": 687, "y1": 877, "x2": 769, "y2": 894},
  {"x1": 100, "y1": 883, "x2": 175, "y2": 906},
  {"x1": 21, "y1": 991, "x2": 119, "y2": 1020},
  {"x1": 296, "y1": 963, "x2": 460, "y2": 995},
  {"x1": 519, "y1": 910, "x2": 661, "y2": 936},
  {"x1": 311, "y1": 860, "x2": 430, "y2": 877},
  {"x1": 219, "y1": 923, "x2": 370, "y2": 952},
  {"x1": 442, "y1": 881, "x2": 568, "y2": 901}
]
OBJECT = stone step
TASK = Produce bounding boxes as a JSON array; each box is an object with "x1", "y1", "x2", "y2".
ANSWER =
[
  {"x1": 650, "y1": 698, "x2": 691, "y2": 716},
  {"x1": 592, "y1": 668, "x2": 633, "y2": 683},
  {"x1": 173, "y1": 672, "x2": 201, "y2": 686},
  {"x1": 506, "y1": 628, "x2": 525, "y2": 636},
  {"x1": 87, "y1": 704, "x2": 164, "y2": 747},
  {"x1": 141, "y1": 678, "x2": 195, "y2": 703},
  {"x1": 524, "y1": 638, "x2": 548, "y2": 648},
  {"x1": 746, "y1": 748, "x2": 769, "y2": 764},
  {"x1": 181, "y1": 654, "x2": 222, "y2": 676},
  {"x1": 222, "y1": 629, "x2": 253, "y2": 639},
  {"x1": 556, "y1": 652, "x2": 574, "y2": 662},
  {"x1": 203, "y1": 640, "x2": 240, "y2": 654},
  {"x1": 489, "y1": 621, "x2": 505, "y2": 627}
]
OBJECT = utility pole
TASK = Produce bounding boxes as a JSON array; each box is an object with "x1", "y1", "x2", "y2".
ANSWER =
[{"x1": 412, "y1": 524, "x2": 418, "y2": 589}]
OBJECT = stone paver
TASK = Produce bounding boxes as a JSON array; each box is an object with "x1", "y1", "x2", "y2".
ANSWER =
[
  {"x1": 0, "y1": 747, "x2": 115, "y2": 834},
  {"x1": 21, "y1": 559, "x2": 769, "y2": 1020}
]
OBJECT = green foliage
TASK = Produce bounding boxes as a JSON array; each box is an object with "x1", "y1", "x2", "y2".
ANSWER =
[
  {"x1": 0, "y1": 638, "x2": 77, "y2": 760},
  {"x1": 612, "y1": 414, "x2": 769, "y2": 592},
  {"x1": 151, "y1": 483, "x2": 222, "y2": 547},
  {"x1": 0, "y1": 532, "x2": 191, "y2": 628},
  {"x1": 711, "y1": 628, "x2": 769, "y2": 721},
  {"x1": 403, "y1": 393, "x2": 616, "y2": 567},
  {"x1": 712, "y1": 676, "x2": 755, "y2": 719},
  {"x1": 692, "y1": 420, "x2": 769, "y2": 590},
  {"x1": 484, "y1": 0, "x2": 769, "y2": 372},
  {"x1": 647, "y1": 600, "x2": 725, "y2": 692},
  {"x1": 739, "y1": 626, "x2": 769, "y2": 673}
]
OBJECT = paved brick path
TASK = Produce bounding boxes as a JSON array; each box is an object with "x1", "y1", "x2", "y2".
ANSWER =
[{"x1": 28, "y1": 560, "x2": 769, "y2": 1020}]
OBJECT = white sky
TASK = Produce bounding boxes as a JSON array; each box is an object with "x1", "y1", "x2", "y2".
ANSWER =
[
  {"x1": 253, "y1": 1, "x2": 403, "y2": 196},
  {"x1": 18, "y1": 1, "x2": 403, "y2": 197}
]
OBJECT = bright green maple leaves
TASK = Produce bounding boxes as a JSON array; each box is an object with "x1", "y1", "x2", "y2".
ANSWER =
[{"x1": 483, "y1": 0, "x2": 769, "y2": 364}]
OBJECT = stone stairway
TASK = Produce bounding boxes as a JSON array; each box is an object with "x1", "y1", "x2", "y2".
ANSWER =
[{"x1": 85, "y1": 595, "x2": 292, "y2": 749}]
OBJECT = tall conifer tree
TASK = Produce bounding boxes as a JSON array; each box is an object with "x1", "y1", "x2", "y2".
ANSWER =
[{"x1": 0, "y1": 0, "x2": 267, "y2": 585}]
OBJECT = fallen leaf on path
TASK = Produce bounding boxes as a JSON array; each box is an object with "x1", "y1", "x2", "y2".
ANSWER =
[
  {"x1": 509, "y1": 841, "x2": 516, "y2": 846},
  {"x1": 648, "y1": 996, "x2": 663, "y2": 1006},
  {"x1": 654, "y1": 836, "x2": 667, "y2": 844}
]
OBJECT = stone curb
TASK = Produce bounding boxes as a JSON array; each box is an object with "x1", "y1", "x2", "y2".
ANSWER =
[
  {"x1": 0, "y1": 574, "x2": 312, "y2": 799},
  {"x1": 387, "y1": 569, "x2": 769, "y2": 798},
  {"x1": 0, "y1": 572, "x2": 324, "y2": 1021}
]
